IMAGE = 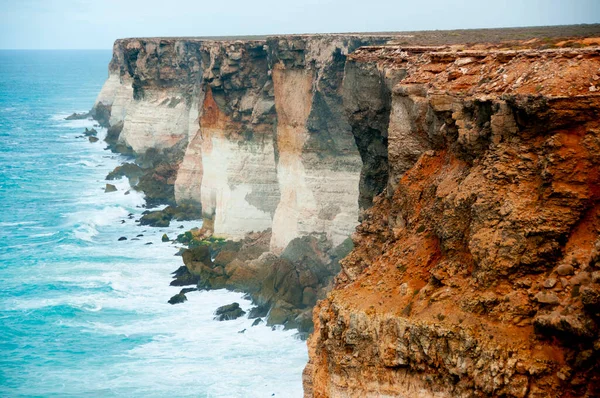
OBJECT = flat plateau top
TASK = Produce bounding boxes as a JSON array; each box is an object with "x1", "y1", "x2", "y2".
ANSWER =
[{"x1": 119, "y1": 24, "x2": 600, "y2": 45}]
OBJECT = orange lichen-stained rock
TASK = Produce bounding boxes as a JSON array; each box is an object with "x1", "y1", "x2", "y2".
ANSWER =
[{"x1": 305, "y1": 46, "x2": 600, "y2": 397}]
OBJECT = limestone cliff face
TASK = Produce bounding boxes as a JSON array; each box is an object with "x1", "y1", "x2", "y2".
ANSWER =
[
  {"x1": 94, "y1": 34, "x2": 393, "y2": 250},
  {"x1": 94, "y1": 39, "x2": 202, "y2": 160},
  {"x1": 267, "y1": 36, "x2": 392, "y2": 253},
  {"x1": 304, "y1": 46, "x2": 600, "y2": 397}
]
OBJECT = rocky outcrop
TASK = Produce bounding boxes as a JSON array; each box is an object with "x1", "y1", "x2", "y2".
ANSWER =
[
  {"x1": 214, "y1": 302, "x2": 246, "y2": 321},
  {"x1": 304, "y1": 46, "x2": 600, "y2": 397},
  {"x1": 173, "y1": 229, "x2": 353, "y2": 334}
]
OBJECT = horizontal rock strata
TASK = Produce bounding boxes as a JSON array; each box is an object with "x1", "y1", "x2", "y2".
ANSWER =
[{"x1": 304, "y1": 45, "x2": 600, "y2": 397}]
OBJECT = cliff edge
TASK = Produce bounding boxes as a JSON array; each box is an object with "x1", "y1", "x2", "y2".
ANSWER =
[{"x1": 304, "y1": 44, "x2": 600, "y2": 397}]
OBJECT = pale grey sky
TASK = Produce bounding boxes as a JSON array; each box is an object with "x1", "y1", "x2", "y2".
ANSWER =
[{"x1": 0, "y1": 0, "x2": 598, "y2": 49}]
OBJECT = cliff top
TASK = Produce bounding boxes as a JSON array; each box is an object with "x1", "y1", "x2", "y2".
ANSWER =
[
  {"x1": 351, "y1": 42, "x2": 600, "y2": 98},
  {"x1": 114, "y1": 23, "x2": 600, "y2": 46}
]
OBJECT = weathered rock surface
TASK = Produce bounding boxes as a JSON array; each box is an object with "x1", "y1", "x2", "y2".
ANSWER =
[
  {"x1": 168, "y1": 292, "x2": 187, "y2": 305},
  {"x1": 65, "y1": 112, "x2": 90, "y2": 120},
  {"x1": 214, "y1": 302, "x2": 246, "y2": 321},
  {"x1": 90, "y1": 29, "x2": 600, "y2": 397},
  {"x1": 92, "y1": 34, "x2": 395, "y2": 248},
  {"x1": 304, "y1": 45, "x2": 600, "y2": 398},
  {"x1": 174, "y1": 229, "x2": 352, "y2": 333},
  {"x1": 139, "y1": 204, "x2": 202, "y2": 227},
  {"x1": 104, "y1": 183, "x2": 117, "y2": 193}
]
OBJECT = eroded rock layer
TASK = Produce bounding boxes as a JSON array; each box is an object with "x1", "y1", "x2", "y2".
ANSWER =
[
  {"x1": 305, "y1": 46, "x2": 600, "y2": 397},
  {"x1": 93, "y1": 34, "x2": 396, "y2": 248}
]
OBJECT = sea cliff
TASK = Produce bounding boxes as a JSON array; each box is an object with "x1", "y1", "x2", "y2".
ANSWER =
[{"x1": 92, "y1": 27, "x2": 600, "y2": 397}]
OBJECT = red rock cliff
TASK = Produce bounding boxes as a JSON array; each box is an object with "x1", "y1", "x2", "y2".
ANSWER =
[{"x1": 305, "y1": 44, "x2": 600, "y2": 397}]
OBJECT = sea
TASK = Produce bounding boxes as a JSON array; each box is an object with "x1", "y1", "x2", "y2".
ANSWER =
[{"x1": 0, "y1": 50, "x2": 307, "y2": 397}]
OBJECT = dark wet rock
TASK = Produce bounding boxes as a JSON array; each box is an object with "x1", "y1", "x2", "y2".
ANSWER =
[
  {"x1": 139, "y1": 204, "x2": 201, "y2": 228},
  {"x1": 172, "y1": 230, "x2": 346, "y2": 332},
  {"x1": 135, "y1": 162, "x2": 178, "y2": 207},
  {"x1": 106, "y1": 163, "x2": 145, "y2": 184},
  {"x1": 179, "y1": 225, "x2": 185, "y2": 229},
  {"x1": 118, "y1": 236, "x2": 127, "y2": 241},
  {"x1": 251, "y1": 318, "x2": 263, "y2": 327},
  {"x1": 170, "y1": 266, "x2": 199, "y2": 286},
  {"x1": 88, "y1": 136, "x2": 99, "y2": 143},
  {"x1": 120, "y1": 220, "x2": 125, "y2": 224},
  {"x1": 139, "y1": 210, "x2": 171, "y2": 228},
  {"x1": 238, "y1": 329, "x2": 246, "y2": 334},
  {"x1": 90, "y1": 102, "x2": 110, "y2": 127},
  {"x1": 105, "y1": 183, "x2": 117, "y2": 193},
  {"x1": 124, "y1": 190, "x2": 130, "y2": 195},
  {"x1": 248, "y1": 304, "x2": 269, "y2": 319},
  {"x1": 65, "y1": 112, "x2": 90, "y2": 120},
  {"x1": 168, "y1": 292, "x2": 187, "y2": 305},
  {"x1": 162, "y1": 233, "x2": 170, "y2": 242},
  {"x1": 104, "y1": 121, "x2": 127, "y2": 152},
  {"x1": 83, "y1": 128, "x2": 97, "y2": 136},
  {"x1": 214, "y1": 302, "x2": 246, "y2": 321},
  {"x1": 131, "y1": 238, "x2": 140, "y2": 241},
  {"x1": 136, "y1": 234, "x2": 144, "y2": 237},
  {"x1": 145, "y1": 242, "x2": 153, "y2": 245},
  {"x1": 179, "y1": 287, "x2": 197, "y2": 294}
]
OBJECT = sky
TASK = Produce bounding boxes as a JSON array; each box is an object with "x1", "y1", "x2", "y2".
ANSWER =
[{"x1": 0, "y1": 0, "x2": 599, "y2": 49}]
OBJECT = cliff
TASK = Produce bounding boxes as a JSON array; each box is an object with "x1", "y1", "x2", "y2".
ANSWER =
[
  {"x1": 93, "y1": 34, "x2": 398, "y2": 247},
  {"x1": 304, "y1": 45, "x2": 600, "y2": 397},
  {"x1": 92, "y1": 34, "x2": 401, "y2": 332},
  {"x1": 91, "y1": 27, "x2": 600, "y2": 396}
]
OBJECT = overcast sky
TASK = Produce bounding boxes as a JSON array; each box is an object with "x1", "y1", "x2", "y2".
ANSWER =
[{"x1": 1, "y1": 0, "x2": 598, "y2": 49}]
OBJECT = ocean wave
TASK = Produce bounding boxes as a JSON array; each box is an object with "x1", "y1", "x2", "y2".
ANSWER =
[{"x1": 0, "y1": 221, "x2": 38, "y2": 227}]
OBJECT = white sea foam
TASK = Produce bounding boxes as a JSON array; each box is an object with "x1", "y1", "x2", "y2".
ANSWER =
[{"x1": 0, "y1": 221, "x2": 38, "y2": 227}]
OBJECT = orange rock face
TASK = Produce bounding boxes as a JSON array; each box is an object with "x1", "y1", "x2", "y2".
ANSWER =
[{"x1": 305, "y1": 46, "x2": 600, "y2": 397}]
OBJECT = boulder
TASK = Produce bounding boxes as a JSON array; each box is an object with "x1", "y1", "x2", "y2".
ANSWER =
[
  {"x1": 139, "y1": 210, "x2": 171, "y2": 228},
  {"x1": 105, "y1": 183, "x2": 117, "y2": 193},
  {"x1": 88, "y1": 136, "x2": 99, "y2": 143},
  {"x1": 556, "y1": 264, "x2": 575, "y2": 276},
  {"x1": 162, "y1": 233, "x2": 170, "y2": 242},
  {"x1": 118, "y1": 236, "x2": 127, "y2": 241},
  {"x1": 214, "y1": 302, "x2": 246, "y2": 321},
  {"x1": 168, "y1": 292, "x2": 187, "y2": 305}
]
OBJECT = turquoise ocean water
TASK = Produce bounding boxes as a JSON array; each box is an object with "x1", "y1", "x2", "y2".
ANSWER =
[{"x1": 0, "y1": 50, "x2": 306, "y2": 397}]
